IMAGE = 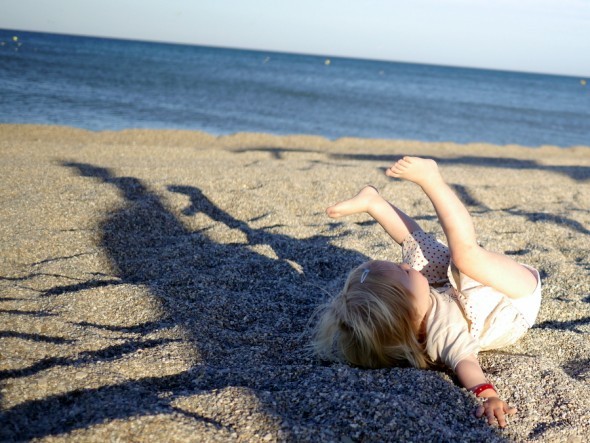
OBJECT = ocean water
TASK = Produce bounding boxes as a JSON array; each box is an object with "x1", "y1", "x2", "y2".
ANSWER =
[{"x1": 1, "y1": 29, "x2": 589, "y2": 147}]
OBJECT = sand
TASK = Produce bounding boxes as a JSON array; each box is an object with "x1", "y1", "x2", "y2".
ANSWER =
[{"x1": 0, "y1": 124, "x2": 589, "y2": 442}]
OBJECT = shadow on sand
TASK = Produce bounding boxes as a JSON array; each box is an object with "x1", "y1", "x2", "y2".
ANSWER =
[
  {"x1": 1, "y1": 160, "x2": 373, "y2": 439},
  {"x1": 3, "y1": 149, "x2": 584, "y2": 440}
]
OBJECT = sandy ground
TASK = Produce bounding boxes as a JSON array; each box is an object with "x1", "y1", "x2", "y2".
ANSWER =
[{"x1": 0, "y1": 124, "x2": 589, "y2": 442}]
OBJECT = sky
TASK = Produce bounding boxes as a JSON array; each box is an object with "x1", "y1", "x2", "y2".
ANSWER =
[{"x1": 1, "y1": 0, "x2": 589, "y2": 77}]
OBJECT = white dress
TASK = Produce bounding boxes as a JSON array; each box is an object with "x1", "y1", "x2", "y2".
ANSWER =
[{"x1": 402, "y1": 230, "x2": 542, "y2": 370}]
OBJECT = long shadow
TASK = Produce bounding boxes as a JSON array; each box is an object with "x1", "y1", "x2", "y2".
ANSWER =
[
  {"x1": 0, "y1": 338, "x2": 180, "y2": 380},
  {"x1": 70, "y1": 320, "x2": 172, "y2": 334},
  {"x1": 449, "y1": 184, "x2": 491, "y2": 214},
  {"x1": 0, "y1": 331, "x2": 74, "y2": 344},
  {"x1": 2, "y1": 159, "x2": 523, "y2": 441},
  {"x1": 0, "y1": 309, "x2": 57, "y2": 318},
  {"x1": 0, "y1": 161, "x2": 372, "y2": 440},
  {"x1": 342, "y1": 154, "x2": 590, "y2": 183},
  {"x1": 562, "y1": 357, "x2": 590, "y2": 380},
  {"x1": 231, "y1": 147, "x2": 590, "y2": 182},
  {"x1": 0, "y1": 272, "x2": 87, "y2": 282},
  {"x1": 39, "y1": 279, "x2": 123, "y2": 297},
  {"x1": 534, "y1": 317, "x2": 590, "y2": 334},
  {"x1": 232, "y1": 148, "x2": 590, "y2": 239},
  {"x1": 1, "y1": 373, "x2": 228, "y2": 438},
  {"x1": 504, "y1": 208, "x2": 590, "y2": 236},
  {"x1": 4, "y1": 143, "x2": 586, "y2": 439}
]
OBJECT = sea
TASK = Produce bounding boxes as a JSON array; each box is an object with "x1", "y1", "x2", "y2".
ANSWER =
[{"x1": 1, "y1": 29, "x2": 589, "y2": 148}]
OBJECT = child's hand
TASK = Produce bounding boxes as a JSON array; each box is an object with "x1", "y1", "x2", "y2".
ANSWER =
[{"x1": 475, "y1": 397, "x2": 517, "y2": 428}]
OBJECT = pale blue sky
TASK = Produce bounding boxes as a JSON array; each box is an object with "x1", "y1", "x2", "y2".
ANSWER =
[{"x1": 1, "y1": 0, "x2": 589, "y2": 77}]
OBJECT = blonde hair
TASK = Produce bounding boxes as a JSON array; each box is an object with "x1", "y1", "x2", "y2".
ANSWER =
[{"x1": 312, "y1": 263, "x2": 430, "y2": 369}]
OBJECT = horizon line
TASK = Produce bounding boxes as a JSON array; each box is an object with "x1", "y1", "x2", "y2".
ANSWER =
[{"x1": 1, "y1": 27, "x2": 588, "y2": 79}]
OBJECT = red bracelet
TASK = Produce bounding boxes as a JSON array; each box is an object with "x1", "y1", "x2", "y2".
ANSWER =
[{"x1": 471, "y1": 383, "x2": 496, "y2": 397}]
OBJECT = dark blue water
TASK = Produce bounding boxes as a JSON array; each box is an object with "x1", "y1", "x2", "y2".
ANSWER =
[{"x1": 1, "y1": 29, "x2": 589, "y2": 147}]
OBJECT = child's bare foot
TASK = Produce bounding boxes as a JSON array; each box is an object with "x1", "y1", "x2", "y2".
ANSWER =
[
  {"x1": 385, "y1": 156, "x2": 443, "y2": 187},
  {"x1": 326, "y1": 185, "x2": 380, "y2": 218}
]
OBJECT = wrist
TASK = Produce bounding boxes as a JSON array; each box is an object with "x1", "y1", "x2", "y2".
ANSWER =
[{"x1": 470, "y1": 383, "x2": 497, "y2": 398}]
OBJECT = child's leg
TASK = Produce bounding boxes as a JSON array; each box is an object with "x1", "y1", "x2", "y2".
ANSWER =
[
  {"x1": 387, "y1": 157, "x2": 537, "y2": 300},
  {"x1": 328, "y1": 185, "x2": 451, "y2": 285},
  {"x1": 327, "y1": 185, "x2": 420, "y2": 245}
]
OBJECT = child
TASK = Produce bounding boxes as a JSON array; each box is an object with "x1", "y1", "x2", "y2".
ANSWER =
[{"x1": 313, "y1": 156, "x2": 542, "y2": 428}]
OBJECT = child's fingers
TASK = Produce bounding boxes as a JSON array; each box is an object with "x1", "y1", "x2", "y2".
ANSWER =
[
  {"x1": 485, "y1": 405, "x2": 506, "y2": 427},
  {"x1": 496, "y1": 405, "x2": 517, "y2": 427},
  {"x1": 495, "y1": 410, "x2": 508, "y2": 427},
  {"x1": 505, "y1": 406, "x2": 518, "y2": 415},
  {"x1": 475, "y1": 402, "x2": 517, "y2": 428},
  {"x1": 475, "y1": 404, "x2": 486, "y2": 418}
]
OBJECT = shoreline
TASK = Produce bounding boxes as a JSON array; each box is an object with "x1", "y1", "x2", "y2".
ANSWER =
[
  {"x1": 3, "y1": 123, "x2": 590, "y2": 152},
  {"x1": 1, "y1": 123, "x2": 589, "y2": 441}
]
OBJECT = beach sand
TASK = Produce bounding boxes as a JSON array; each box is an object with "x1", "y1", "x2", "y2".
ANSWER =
[{"x1": 1, "y1": 124, "x2": 589, "y2": 442}]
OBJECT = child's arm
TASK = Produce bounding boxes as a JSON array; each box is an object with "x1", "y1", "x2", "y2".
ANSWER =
[{"x1": 455, "y1": 355, "x2": 517, "y2": 428}]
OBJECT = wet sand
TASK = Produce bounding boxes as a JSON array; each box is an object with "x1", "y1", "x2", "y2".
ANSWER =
[{"x1": 1, "y1": 124, "x2": 589, "y2": 442}]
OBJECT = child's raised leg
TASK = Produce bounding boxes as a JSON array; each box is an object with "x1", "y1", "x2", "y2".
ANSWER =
[
  {"x1": 327, "y1": 185, "x2": 420, "y2": 245},
  {"x1": 387, "y1": 157, "x2": 537, "y2": 299}
]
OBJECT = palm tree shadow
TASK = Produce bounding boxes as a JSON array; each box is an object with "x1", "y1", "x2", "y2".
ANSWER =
[{"x1": 0, "y1": 161, "x2": 367, "y2": 440}]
